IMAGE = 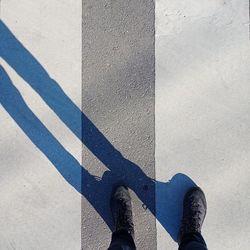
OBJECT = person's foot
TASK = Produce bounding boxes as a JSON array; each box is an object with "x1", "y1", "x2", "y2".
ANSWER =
[
  {"x1": 178, "y1": 186, "x2": 207, "y2": 243},
  {"x1": 110, "y1": 185, "x2": 134, "y2": 238}
]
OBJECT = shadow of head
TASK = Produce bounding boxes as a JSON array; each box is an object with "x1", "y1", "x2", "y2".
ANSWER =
[{"x1": 156, "y1": 173, "x2": 197, "y2": 241}]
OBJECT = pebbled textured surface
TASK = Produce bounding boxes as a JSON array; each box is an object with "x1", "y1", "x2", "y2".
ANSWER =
[{"x1": 82, "y1": 0, "x2": 156, "y2": 249}]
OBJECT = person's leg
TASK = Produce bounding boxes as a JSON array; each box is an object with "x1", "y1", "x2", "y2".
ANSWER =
[
  {"x1": 108, "y1": 230, "x2": 136, "y2": 250},
  {"x1": 178, "y1": 232, "x2": 207, "y2": 250},
  {"x1": 178, "y1": 187, "x2": 208, "y2": 250},
  {"x1": 108, "y1": 186, "x2": 136, "y2": 250}
]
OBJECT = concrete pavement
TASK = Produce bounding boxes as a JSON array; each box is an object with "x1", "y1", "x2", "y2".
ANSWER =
[
  {"x1": 1, "y1": 0, "x2": 250, "y2": 249},
  {"x1": 0, "y1": 1, "x2": 81, "y2": 249},
  {"x1": 156, "y1": 0, "x2": 250, "y2": 249}
]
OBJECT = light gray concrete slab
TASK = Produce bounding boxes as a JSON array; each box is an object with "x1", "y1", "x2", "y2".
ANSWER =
[
  {"x1": 0, "y1": 1, "x2": 81, "y2": 249},
  {"x1": 156, "y1": 0, "x2": 250, "y2": 249},
  {"x1": 82, "y1": 0, "x2": 156, "y2": 249}
]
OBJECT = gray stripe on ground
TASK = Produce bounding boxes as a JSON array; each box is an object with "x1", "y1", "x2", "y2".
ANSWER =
[{"x1": 82, "y1": 0, "x2": 156, "y2": 249}]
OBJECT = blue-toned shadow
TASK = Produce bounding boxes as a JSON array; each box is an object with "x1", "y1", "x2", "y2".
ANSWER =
[{"x1": 0, "y1": 21, "x2": 197, "y2": 242}]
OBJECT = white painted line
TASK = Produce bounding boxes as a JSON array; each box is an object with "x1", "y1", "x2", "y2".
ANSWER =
[
  {"x1": 156, "y1": 0, "x2": 250, "y2": 249},
  {"x1": 0, "y1": 1, "x2": 82, "y2": 249}
]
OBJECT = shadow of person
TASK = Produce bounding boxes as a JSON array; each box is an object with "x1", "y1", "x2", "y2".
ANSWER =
[{"x1": 0, "y1": 21, "x2": 197, "y2": 242}]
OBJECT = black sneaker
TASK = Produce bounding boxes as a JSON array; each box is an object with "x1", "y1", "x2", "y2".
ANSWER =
[
  {"x1": 178, "y1": 186, "x2": 207, "y2": 243},
  {"x1": 110, "y1": 185, "x2": 134, "y2": 238}
]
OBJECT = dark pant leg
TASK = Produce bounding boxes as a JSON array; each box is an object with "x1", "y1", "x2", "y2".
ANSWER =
[
  {"x1": 179, "y1": 232, "x2": 208, "y2": 250},
  {"x1": 108, "y1": 230, "x2": 136, "y2": 250}
]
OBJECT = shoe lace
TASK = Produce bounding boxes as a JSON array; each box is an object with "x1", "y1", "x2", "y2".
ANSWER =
[
  {"x1": 117, "y1": 199, "x2": 133, "y2": 233},
  {"x1": 182, "y1": 197, "x2": 202, "y2": 232}
]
